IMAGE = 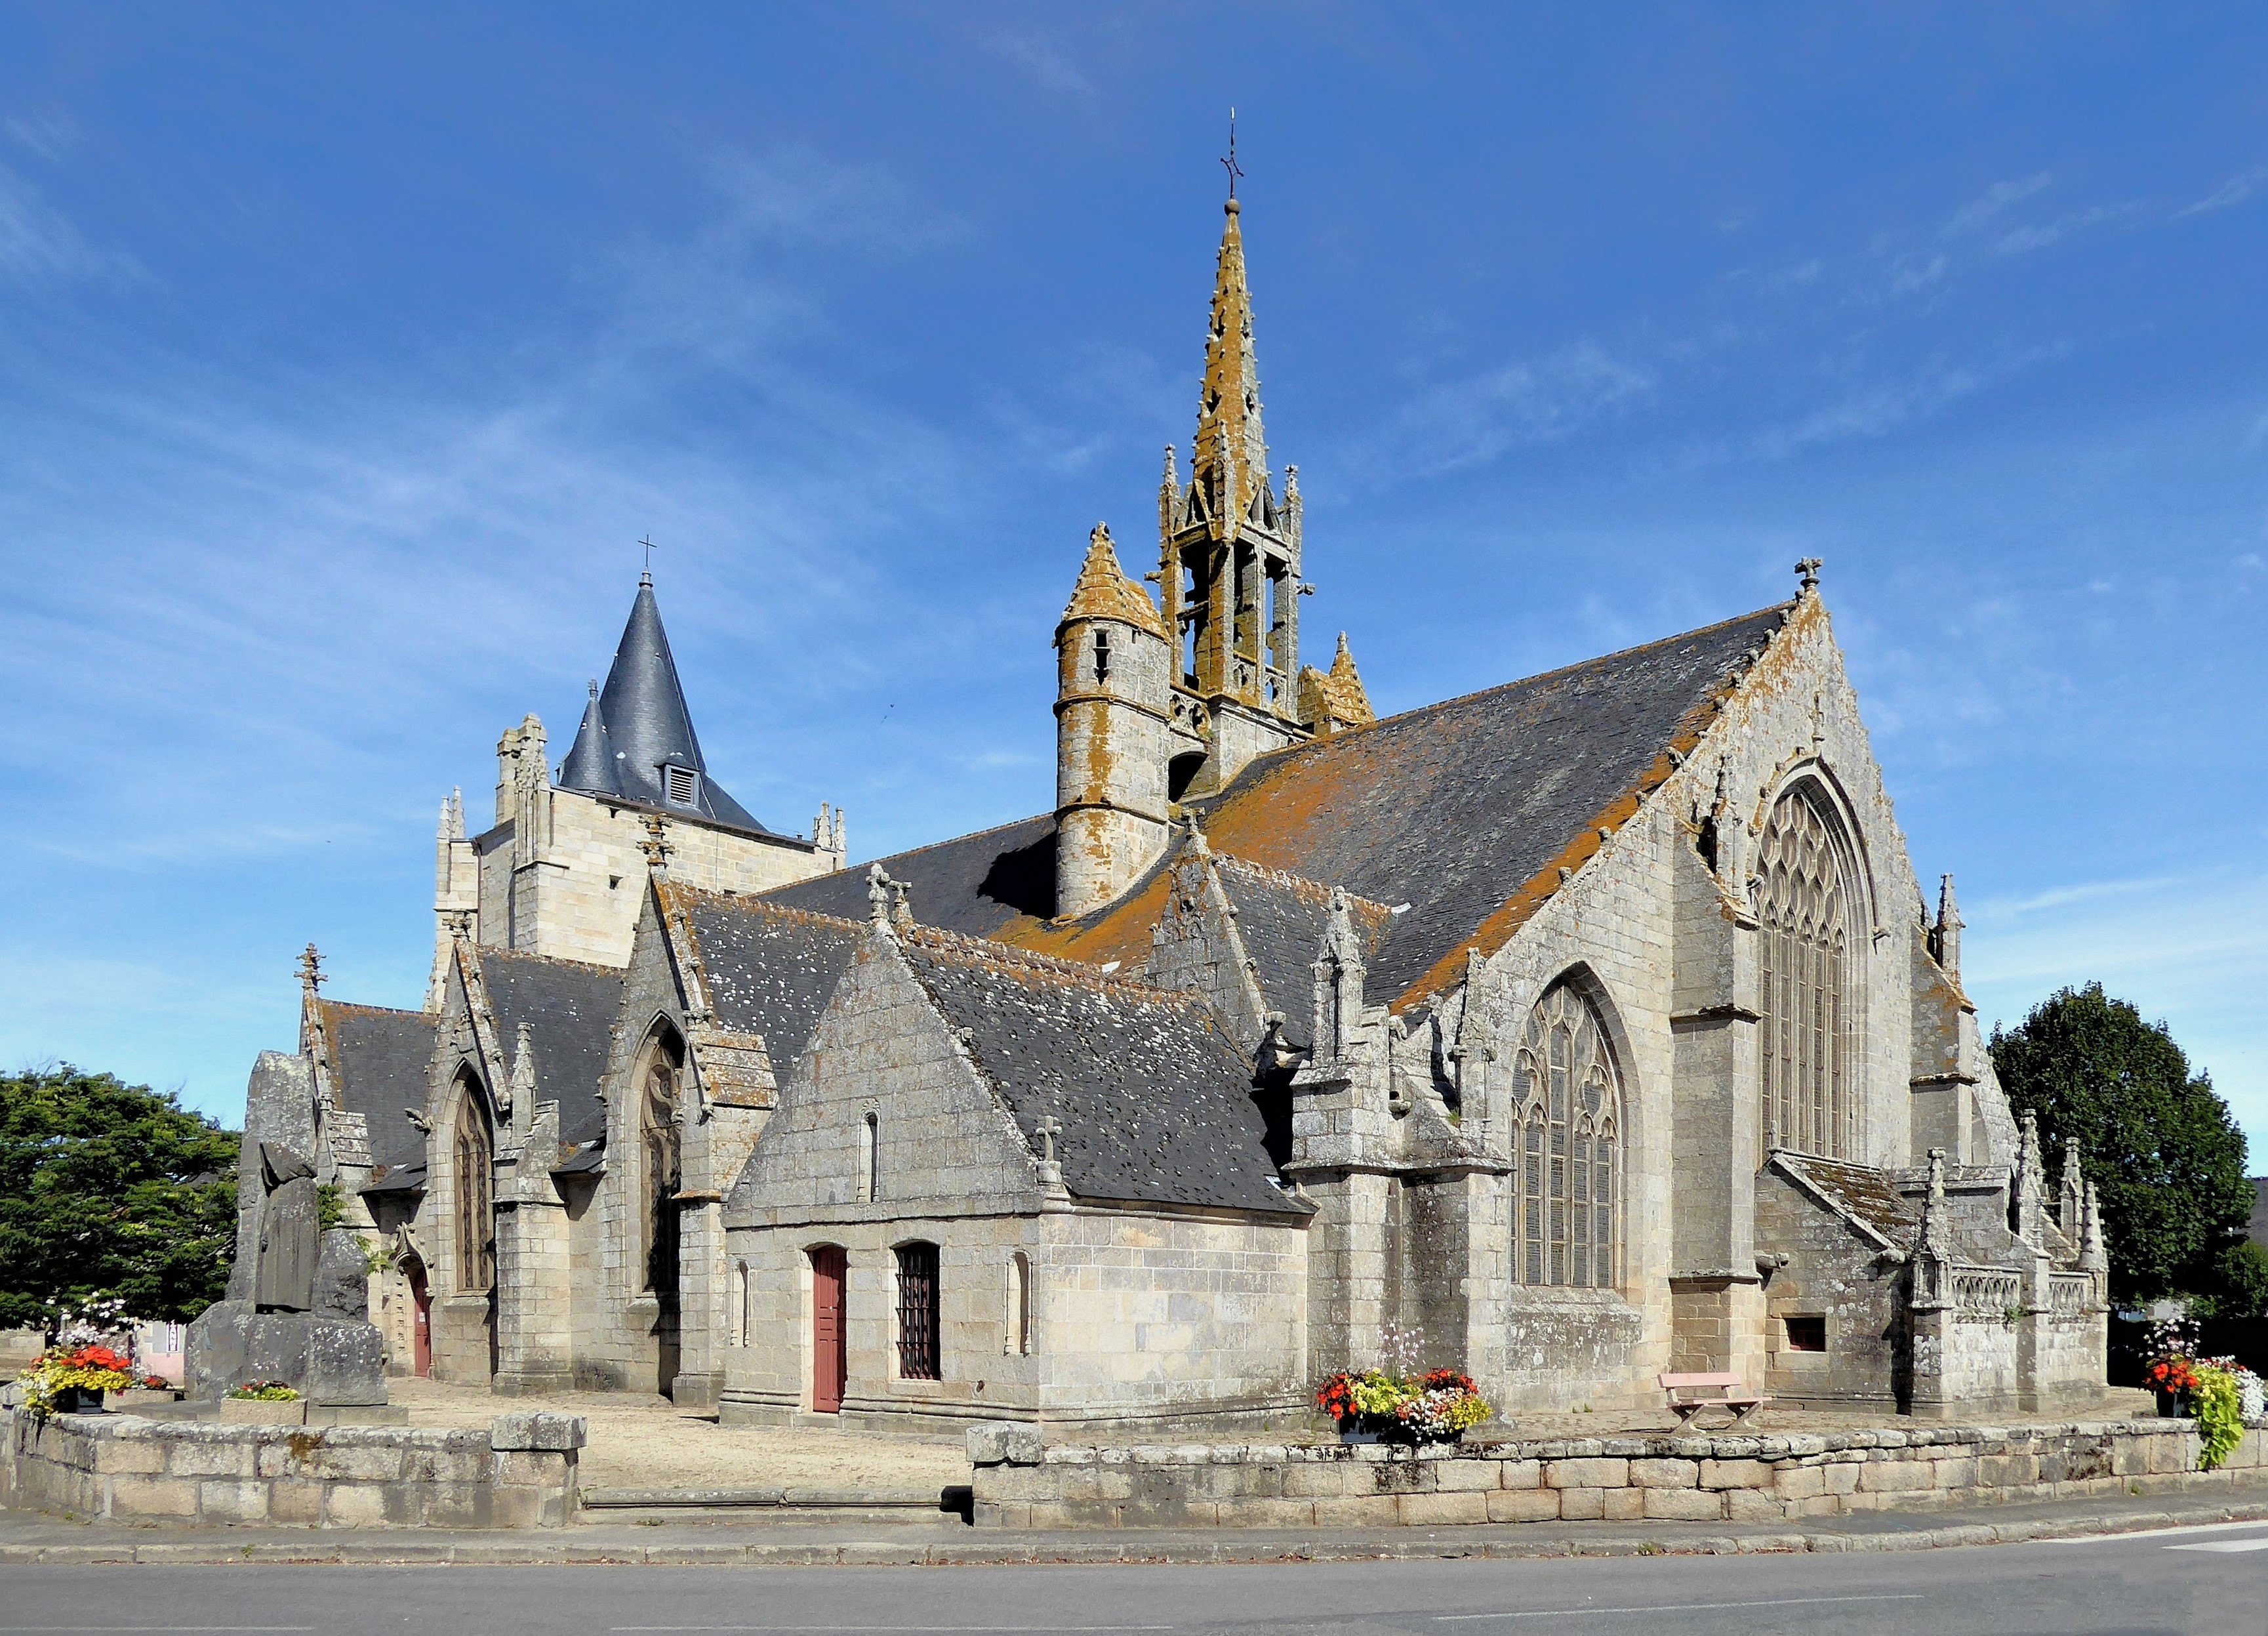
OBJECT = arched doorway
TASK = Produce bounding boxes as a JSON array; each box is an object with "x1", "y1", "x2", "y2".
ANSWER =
[
  {"x1": 639, "y1": 1030, "x2": 685, "y2": 1395},
  {"x1": 809, "y1": 1245, "x2": 847, "y2": 1414},
  {"x1": 407, "y1": 1261, "x2": 432, "y2": 1378}
]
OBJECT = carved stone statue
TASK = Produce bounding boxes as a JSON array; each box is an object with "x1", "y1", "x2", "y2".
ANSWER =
[{"x1": 253, "y1": 1140, "x2": 320, "y2": 1313}]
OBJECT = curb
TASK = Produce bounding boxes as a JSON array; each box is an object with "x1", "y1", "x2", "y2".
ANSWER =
[{"x1": 1, "y1": 1494, "x2": 2265, "y2": 1566}]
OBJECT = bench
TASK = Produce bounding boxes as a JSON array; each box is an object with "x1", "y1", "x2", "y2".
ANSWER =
[{"x1": 1659, "y1": 1371, "x2": 1766, "y2": 1428}]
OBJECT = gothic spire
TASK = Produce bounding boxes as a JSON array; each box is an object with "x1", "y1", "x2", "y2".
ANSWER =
[
  {"x1": 557, "y1": 579, "x2": 769, "y2": 835},
  {"x1": 1192, "y1": 197, "x2": 1270, "y2": 542}
]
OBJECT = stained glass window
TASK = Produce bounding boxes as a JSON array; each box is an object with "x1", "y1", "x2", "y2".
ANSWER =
[{"x1": 1510, "y1": 981, "x2": 1620, "y2": 1289}]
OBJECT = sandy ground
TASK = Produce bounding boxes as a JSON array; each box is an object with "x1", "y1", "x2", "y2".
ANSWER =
[
  {"x1": 388, "y1": 1378, "x2": 971, "y2": 1493},
  {"x1": 389, "y1": 1376, "x2": 2158, "y2": 1492}
]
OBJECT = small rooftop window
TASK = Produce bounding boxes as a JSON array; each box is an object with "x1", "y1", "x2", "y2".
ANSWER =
[{"x1": 664, "y1": 764, "x2": 700, "y2": 809}]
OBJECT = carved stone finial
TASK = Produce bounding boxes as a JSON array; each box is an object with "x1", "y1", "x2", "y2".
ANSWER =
[
  {"x1": 1796, "y1": 557, "x2": 1823, "y2": 594},
  {"x1": 1034, "y1": 1115, "x2": 1062, "y2": 1165},
  {"x1": 638, "y1": 812, "x2": 673, "y2": 874},
  {"x1": 1183, "y1": 809, "x2": 1210, "y2": 855},
  {"x1": 1914, "y1": 1146, "x2": 1954, "y2": 1278},
  {"x1": 2078, "y1": 1179, "x2": 2107, "y2": 1277},
  {"x1": 866, "y1": 863, "x2": 893, "y2": 931},
  {"x1": 297, "y1": 944, "x2": 325, "y2": 994},
  {"x1": 889, "y1": 875, "x2": 914, "y2": 933},
  {"x1": 1933, "y1": 873, "x2": 1963, "y2": 979}
]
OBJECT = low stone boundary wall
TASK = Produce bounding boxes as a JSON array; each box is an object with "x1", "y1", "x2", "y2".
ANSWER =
[
  {"x1": 968, "y1": 1418, "x2": 2268, "y2": 1529},
  {"x1": 1, "y1": 1409, "x2": 583, "y2": 1529}
]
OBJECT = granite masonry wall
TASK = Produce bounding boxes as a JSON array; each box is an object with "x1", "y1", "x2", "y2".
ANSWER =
[
  {"x1": 1, "y1": 1410, "x2": 584, "y2": 1529},
  {"x1": 967, "y1": 1417, "x2": 2267, "y2": 1530}
]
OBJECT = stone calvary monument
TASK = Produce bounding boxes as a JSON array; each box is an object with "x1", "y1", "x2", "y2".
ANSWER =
[{"x1": 186, "y1": 1048, "x2": 390, "y2": 1410}]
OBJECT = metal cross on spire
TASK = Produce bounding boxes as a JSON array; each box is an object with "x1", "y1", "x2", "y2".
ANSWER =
[
  {"x1": 1221, "y1": 107, "x2": 1244, "y2": 199},
  {"x1": 639, "y1": 534, "x2": 659, "y2": 582}
]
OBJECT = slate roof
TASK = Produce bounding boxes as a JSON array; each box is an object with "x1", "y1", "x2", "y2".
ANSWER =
[
  {"x1": 766, "y1": 602, "x2": 1792, "y2": 1011},
  {"x1": 895, "y1": 928, "x2": 1305, "y2": 1217},
  {"x1": 1210, "y1": 855, "x2": 1394, "y2": 1037},
  {"x1": 1769, "y1": 1153, "x2": 1919, "y2": 1248},
  {"x1": 314, "y1": 1000, "x2": 435, "y2": 1176},
  {"x1": 769, "y1": 813, "x2": 1058, "y2": 942},
  {"x1": 557, "y1": 577, "x2": 771, "y2": 836},
  {"x1": 476, "y1": 949, "x2": 626, "y2": 1148},
  {"x1": 663, "y1": 885, "x2": 866, "y2": 1067}
]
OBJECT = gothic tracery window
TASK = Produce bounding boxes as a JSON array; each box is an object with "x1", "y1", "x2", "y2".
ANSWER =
[
  {"x1": 1511, "y1": 981, "x2": 1621, "y2": 1290},
  {"x1": 1754, "y1": 786, "x2": 1855, "y2": 1162},
  {"x1": 641, "y1": 1043, "x2": 683, "y2": 1305},
  {"x1": 453, "y1": 1079, "x2": 493, "y2": 1293}
]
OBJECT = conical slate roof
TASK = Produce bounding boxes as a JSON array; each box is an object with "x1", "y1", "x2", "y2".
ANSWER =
[{"x1": 557, "y1": 577, "x2": 769, "y2": 834}]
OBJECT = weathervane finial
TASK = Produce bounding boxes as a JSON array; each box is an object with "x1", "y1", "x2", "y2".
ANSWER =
[{"x1": 1221, "y1": 108, "x2": 1244, "y2": 202}]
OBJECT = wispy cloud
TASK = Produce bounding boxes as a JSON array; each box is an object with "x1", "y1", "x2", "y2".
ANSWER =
[
  {"x1": 984, "y1": 31, "x2": 1095, "y2": 96},
  {"x1": 2178, "y1": 167, "x2": 2268, "y2": 218},
  {"x1": 0, "y1": 163, "x2": 137, "y2": 286},
  {"x1": 5, "y1": 112, "x2": 78, "y2": 162},
  {"x1": 1368, "y1": 340, "x2": 1653, "y2": 475},
  {"x1": 1993, "y1": 201, "x2": 2143, "y2": 256},
  {"x1": 1942, "y1": 172, "x2": 2055, "y2": 238}
]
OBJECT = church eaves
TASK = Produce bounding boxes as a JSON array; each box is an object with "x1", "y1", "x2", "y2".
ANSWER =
[{"x1": 557, "y1": 577, "x2": 770, "y2": 835}]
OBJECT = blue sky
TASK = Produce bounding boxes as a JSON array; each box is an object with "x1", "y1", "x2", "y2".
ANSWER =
[{"x1": 2, "y1": 5, "x2": 2263, "y2": 1158}]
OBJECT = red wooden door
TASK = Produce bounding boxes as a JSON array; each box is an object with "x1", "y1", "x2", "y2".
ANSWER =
[
  {"x1": 409, "y1": 1265, "x2": 432, "y2": 1378},
  {"x1": 810, "y1": 1246, "x2": 847, "y2": 1414}
]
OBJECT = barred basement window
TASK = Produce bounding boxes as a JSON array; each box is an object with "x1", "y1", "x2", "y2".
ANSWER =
[
  {"x1": 664, "y1": 764, "x2": 700, "y2": 808},
  {"x1": 1510, "y1": 980, "x2": 1621, "y2": 1290},
  {"x1": 1784, "y1": 1314, "x2": 1827, "y2": 1353},
  {"x1": 895, "y1": 1241, "x2": 941, "y2": 1381},
  {"x1": 1754, "y1": 787, "x2": 1856, "y2": 1162}
]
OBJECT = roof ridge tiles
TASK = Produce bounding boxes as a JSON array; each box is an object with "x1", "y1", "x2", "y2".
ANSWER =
[
  {"x1": 659, "y1": 879, "x2": 866, "y2": 937},
  {"x1": 1209, "y1": 851, "x2": 1394, "y2": 916},
  {"x1": 315, "y1": 998, "x2": 431, "y2": 1023},
  {"x1": 476, "y1": 947, "x2": 630, "y2": 978},
  {"x1": 901, "y1": 921, "x2": 1192, "y2": 1006}
]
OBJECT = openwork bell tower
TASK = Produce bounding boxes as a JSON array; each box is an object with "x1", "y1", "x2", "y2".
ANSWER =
[{"x1": 1054, "y1": 190, "x2": 1373, "y2": 920}]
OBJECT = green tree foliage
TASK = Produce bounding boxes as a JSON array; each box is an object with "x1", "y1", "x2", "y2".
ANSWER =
[
  {"x1": 0, "y1": 1067, "x2": 239, "y2": 1333},
  {"x1": 1991, "y1": 984, "x2": 2252, "y2": 1306},
  {"x1": 2206, "y1": 1240, "x2": 2268, "y2": 1322}
]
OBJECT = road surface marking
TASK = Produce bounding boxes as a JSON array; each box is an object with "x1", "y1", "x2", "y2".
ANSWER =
[
  {"x1": 2042, "y1": 1519, "x2": 2268, "y2": 1543},
  {"x1": 1435, "y1": 1594, "x2": 1926, "y2": 1621},
  {"x1": 2167, "y1": 1536, "x2": 2268, "y2": 1552}
]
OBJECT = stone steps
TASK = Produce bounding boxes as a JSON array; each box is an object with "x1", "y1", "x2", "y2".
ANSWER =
[{"x1": 576, "y1": 1484, "x2": 973, "y2": 1526}]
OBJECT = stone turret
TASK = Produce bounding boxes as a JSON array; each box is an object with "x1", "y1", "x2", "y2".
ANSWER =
[{"x1": 1053, "y1": 523, "x2": 1173, "y2": 918}]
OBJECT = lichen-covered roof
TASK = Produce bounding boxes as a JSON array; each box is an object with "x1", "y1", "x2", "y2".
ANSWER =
[
  {"x1": 476, "y1": 949, "x2": 626, "y2": 1147},
  {"x1": 1059, "y1": 524, "x2": 1165, "y2": 639},
  {"x1": 767, "y1": 603, "x2": 1790, "y2": 1013},
  {"x1": 314, "y1": 1000, "x2": 435, "y2": 1174},
  {"x1": 1770, "y1": 1152, "x2": 1919, "y2": 1248},
  {"x1": 662, "y1": 884, "x2": 865, "y2": 1069},
  {"x1": 1210, "y1": 854, "x2": 1393, "y2": 1034},
  {"x1": 895, "y1": 927, "x2": 1305, "y2": 1217}
]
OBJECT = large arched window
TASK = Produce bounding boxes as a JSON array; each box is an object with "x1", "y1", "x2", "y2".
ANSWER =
[
  {"x1": 640, "y1": 1033, "x2": 684, "y2": 1305},
  {"x1": 1510, "y1": 980, "x2": 1621, "y2": 1290},
  {"x1": 453, "y1": 1075, "x2": 493, "y2": 1293},
  {"x1": 1754, "y1": 785, "x2": 1856, "y2": 1162}
]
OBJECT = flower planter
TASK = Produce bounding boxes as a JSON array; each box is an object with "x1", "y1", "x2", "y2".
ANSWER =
[
  {"x1": 1338, "y1": 1427, "x2": 1386, "y2": 1445},
  {"x1": 2157, "y1": 1389, "x2": 2189, "y2": 1419},
  {"x1": 51, "y1": 1387, "x2": 104, "y2": 1415},
  {"x1": 220, "y1": 1397, "x2": 305, "y2": 1426}
]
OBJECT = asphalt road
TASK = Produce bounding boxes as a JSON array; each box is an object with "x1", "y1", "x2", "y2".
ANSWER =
[{"x1": 1, "y1": 1519, "x2": 2264, "y2": 1636}]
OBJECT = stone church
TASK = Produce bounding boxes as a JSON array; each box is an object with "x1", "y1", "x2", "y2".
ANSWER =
[{"x1": 264, "y1": 192, "x2": 2110, "y2": 1432}]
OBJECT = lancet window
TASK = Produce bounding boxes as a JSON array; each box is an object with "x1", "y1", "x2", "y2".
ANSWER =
[
  {"x1": 1754, "y1": 786, "x2": 1856, "y2": 1162},
  {"x1": 453, "y1": 1077, "x2": 493, "y2": 1293},
  {"x1": 641, "y1": 1036, "x2": 684, "y2": 1304},
  {"x1": 1510, "y1": 980, "x2": 1621, "y2": 1290}
]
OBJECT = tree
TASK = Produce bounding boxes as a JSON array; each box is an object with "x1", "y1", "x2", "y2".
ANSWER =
[
  {"x1": 1991, "y1": 984, "x2": 2253, "y2": 1307},
  {"x1": 0, "y1": 1067, "x2": 239, "y2": 1334}
]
